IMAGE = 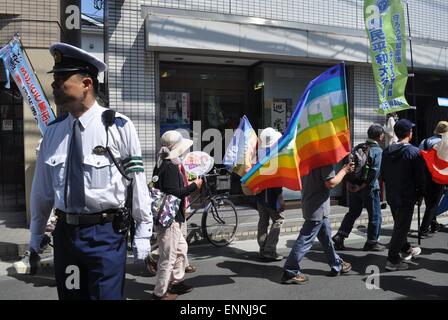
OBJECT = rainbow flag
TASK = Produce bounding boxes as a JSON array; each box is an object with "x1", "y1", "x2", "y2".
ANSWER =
[{"x1": 241, "y1": 63, "x2": 351, "y2": 193}]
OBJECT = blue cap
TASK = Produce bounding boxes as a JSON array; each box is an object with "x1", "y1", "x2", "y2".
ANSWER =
[
  {"x1": 48, "y1": 42, "x2": 107, "y2": 76},
  {"x1": 394, "y1": 119, "x2": 415, "y2": 138}
]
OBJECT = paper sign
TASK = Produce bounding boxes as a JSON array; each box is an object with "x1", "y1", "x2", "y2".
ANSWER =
[
  {"x1": 2, "y1": 119, "x2": 13, "y2": 131},
  {"x1": 182, "y1": 151, "x2": 214, "y2": 176}
]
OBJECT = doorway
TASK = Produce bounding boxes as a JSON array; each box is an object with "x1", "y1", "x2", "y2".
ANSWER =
[{"x1": 0, "y1": 82, "x2": 25, "y2": 211}]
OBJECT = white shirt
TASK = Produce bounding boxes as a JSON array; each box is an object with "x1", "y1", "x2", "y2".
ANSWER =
[
  {"x1": 385, "y1": 116, "x2": 398, "y2": 147},
  {"x1": 30, "y1": 102, "x2": 152, "y2": 258}
]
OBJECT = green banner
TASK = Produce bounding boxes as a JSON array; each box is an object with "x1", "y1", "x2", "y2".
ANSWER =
[{"x1": 364, "y1": 0, "x2": 410, "y2": 115}]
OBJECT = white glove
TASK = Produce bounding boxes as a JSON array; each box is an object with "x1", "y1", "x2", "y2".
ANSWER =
[{"x1": 132, "y1": 222, "x2": 152, "y2": 261}]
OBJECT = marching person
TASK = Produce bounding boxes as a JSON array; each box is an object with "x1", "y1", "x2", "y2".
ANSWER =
[
  {"x1": 381, "y1": 119, "x2": 425, "y2": 271},
  {"x1": 29, "y1": 43, "x2": 153, "y2": 299},
  {"x1": 418, "y1": 121, "x2": 448, "y2": 236},
  {"x1": 332, "y1": 124, "x2": 385, "y2": 251},
  {"x1": 151, "y1": 130, "x2": 203, "y2": 300},
  {"x1": 144, "y1": 224, "x2": 198, "y2": 276},
  {"x1": 256, "y1": 127, "x2": 286, "y2": 261},
  {"x1": 281, "y1": 161, "x2": 355, "y2": 284}
]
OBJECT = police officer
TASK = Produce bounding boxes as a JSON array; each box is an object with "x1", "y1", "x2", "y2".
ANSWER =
[{"x1": 29, "y1": 43, "x2": 153, "y2": 299}]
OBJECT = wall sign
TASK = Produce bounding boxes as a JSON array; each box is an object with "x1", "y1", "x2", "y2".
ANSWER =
[{"x1": 2, "y1": 119, "x2": 13, "y2": 131}]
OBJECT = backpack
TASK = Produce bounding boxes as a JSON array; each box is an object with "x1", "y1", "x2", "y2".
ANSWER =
[{"x1": 346, "y1": 142, "x2": 372, "y2": 185}]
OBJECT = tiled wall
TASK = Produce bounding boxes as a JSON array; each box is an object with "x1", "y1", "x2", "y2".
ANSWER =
[
  {"x1": 107, "y1": 1, "x2": 157, "y2": 176},
  {"x1": 107, "y1": 0, "x2": 446, "y2": 179},
  {"x1": 144, "y1": 0, "x2": 448, "y2": 43},
  {"x1": 0, "y1": 0, "x2": 60, "y2": 48},
  {"x1": 353, "y1": 66, "x2": 386, "y2": 146}
]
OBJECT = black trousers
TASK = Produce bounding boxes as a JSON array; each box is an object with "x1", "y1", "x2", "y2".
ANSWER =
[
  {"x1": 421, "y1": 182, "x2": 444, "y2": 231},
  {"x1": 388, "y1": 204, "x2": 415, "y2": 264}
]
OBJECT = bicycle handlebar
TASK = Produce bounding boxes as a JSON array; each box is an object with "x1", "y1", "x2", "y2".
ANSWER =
[
  {"x1": 202, "y1": 173, "x2": 221, "y2": 177},
  {"x1": 194, "y1": 167, "x2": 229, "y2": 179}
]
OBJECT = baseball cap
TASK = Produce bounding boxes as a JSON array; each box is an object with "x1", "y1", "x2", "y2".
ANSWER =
[{"x1": 394, "y1": 119, "x2": 415, "y2": 138}]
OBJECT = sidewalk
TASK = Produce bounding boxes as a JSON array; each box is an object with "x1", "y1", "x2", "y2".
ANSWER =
[
  {"x1": 0, "y1": 203, "x2": 441, "y2": 259},
  {"x1": 0, "y1": 211, "x2": 29, "y2": 259},
  {"x1": 1, "y1": 216, "x2": 446, "y2": 300},
  {"x1": 1, "y1": 203, "x2": 446, "y2": 276},
  {"x1": 186, "y1": 203, "x2": 427, "y2": 243},
  {"x1": 0, "y1": 204, "x2": 396, "y2": 259}
]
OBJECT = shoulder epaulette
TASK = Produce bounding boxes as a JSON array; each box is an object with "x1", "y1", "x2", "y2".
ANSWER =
[
  {"x1": 114, "y1": 116, "x2": 128, "y2": 128},
  {"x1": 48, "y1": 114, "x2": 68, "y2": 126}
]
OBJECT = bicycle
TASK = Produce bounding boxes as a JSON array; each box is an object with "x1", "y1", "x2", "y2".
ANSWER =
[{"x1": 185, "y1": 167, "x2": 239, "y2": 247}]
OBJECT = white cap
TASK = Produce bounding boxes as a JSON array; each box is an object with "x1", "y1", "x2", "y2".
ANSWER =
[{"x1": 48, "y1": 42, "x2": 107, "y2": 75}]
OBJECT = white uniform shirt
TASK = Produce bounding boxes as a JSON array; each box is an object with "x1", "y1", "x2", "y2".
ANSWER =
[{"x1": 30, "y1": 102, "x2": 152, "y2": 257}]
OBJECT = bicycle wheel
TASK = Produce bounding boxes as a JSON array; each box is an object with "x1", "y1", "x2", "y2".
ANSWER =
[{"x1": 201, "y1": 198, "x2": 238, "y2": 247}]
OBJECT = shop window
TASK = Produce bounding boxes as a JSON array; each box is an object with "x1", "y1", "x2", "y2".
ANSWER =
[{"x1": 0, "y1": 81, "x2": 25, "y2": 209}]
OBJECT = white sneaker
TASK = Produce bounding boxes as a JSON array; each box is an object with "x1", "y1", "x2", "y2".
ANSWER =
[
  {"x1": 401, "y1": 247, "x2": 421, "y2": 261},
  {"x1": 13, "y1": 250, "x2": 40, "y2": 274}
]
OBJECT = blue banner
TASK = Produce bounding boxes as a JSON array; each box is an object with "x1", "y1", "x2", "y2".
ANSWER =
[
  {"x1": 222, "y1": 115, "x2": 258, "y2": 177},
  {"x1": 0, "y1": 36, "x2": 55, "y2": 135}
]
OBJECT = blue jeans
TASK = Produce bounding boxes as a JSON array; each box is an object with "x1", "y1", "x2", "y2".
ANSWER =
[
  {"x1": 284, "y1": 217, "x2": 343, "y2": 276},
  {"x1": 337, "y1": 188, "x2": 382, "y2": 243}
]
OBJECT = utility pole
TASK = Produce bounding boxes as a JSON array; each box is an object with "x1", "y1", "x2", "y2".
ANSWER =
[{"x1": 60, "y1": 0, "x2": 81, "y2": 46}]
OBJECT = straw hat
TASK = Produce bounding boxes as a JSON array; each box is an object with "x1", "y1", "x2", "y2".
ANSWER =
[
  {"x1": 160, "y1": 130, "x2": 193, "y2": 159},
  {"x1": 434, "y1": 121, "x2": 448, "y2": 135},
  {"x1": 259, "y1": 127, "x2": 282, "y2": 149}
]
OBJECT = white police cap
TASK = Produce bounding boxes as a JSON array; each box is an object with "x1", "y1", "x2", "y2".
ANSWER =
[{"x1": 48, "y1": 42, "x2": 107, "y2": 76}]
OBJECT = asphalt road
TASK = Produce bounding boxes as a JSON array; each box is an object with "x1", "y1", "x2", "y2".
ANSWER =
[{"x1": 0, "y1": 218, "x2": 447, "y2": 300}]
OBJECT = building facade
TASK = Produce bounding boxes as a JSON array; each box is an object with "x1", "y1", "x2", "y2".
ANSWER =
[
  {"x1": 81, "y1": 13, "x2": 105, "y2": 83},
  {"x1": 106, "y1": 0, "x2": 448, "y2": 201},
  {"x1": 0, "y1": 0, "x2": 60, "y2": 216},
  {"x1": 2, "y1": 1, "x2": 448, "y2": 214}
]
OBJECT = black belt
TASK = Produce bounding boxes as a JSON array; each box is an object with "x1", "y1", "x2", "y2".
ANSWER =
[{"x1": 55, "y1": 208, "x2": 119, "y2": 226}]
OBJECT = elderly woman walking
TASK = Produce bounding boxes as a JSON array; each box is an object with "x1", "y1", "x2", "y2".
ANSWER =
[{"x1": 151, "y1": 130, "x2": 203, "y2": 300}]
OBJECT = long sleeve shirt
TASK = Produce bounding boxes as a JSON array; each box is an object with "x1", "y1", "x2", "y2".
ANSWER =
[
  {"x1": 153, "y1": 159, "x2": 198, "y2": 222},
  {"x1": 30, "y1": 102, "x2": 153, "y2": 253}
]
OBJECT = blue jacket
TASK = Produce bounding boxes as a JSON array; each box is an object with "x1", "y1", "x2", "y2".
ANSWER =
[
  {"x1": 380, "y1": 142, "x2": 425, "y2": 207},
  {"x1": 364, "y1": 139, "x2": 383, "y2": 191}
]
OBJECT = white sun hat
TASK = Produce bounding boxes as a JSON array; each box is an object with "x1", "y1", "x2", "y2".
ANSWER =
[{"x1": 161, "y1": 130, "x2": 193, "y2": 159}]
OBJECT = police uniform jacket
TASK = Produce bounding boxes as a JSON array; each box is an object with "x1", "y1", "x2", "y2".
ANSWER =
[{"x1": 29, "y1": 102, "x2": 153, "y2": 253}]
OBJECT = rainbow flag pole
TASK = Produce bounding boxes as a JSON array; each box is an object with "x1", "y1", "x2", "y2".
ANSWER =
[{"x1": 241, "y1": 63, "x2": 351, "y2": 193}]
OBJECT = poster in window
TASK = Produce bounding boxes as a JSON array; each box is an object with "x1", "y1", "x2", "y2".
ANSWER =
[
  {"x1": 160, "y1": 92, "x2": 190, "y2": 135},
  {"x1": 271, "y1": 99, "x2": 291, "y2": 133}
]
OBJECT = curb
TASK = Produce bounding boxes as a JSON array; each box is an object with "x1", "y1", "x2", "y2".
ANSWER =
[
  {"x1": 1, "y1": 213, "x2": 447, "y2": 277},
  {"x1": 186, "y1": 206, "x2": 445, "y2": 244}
]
